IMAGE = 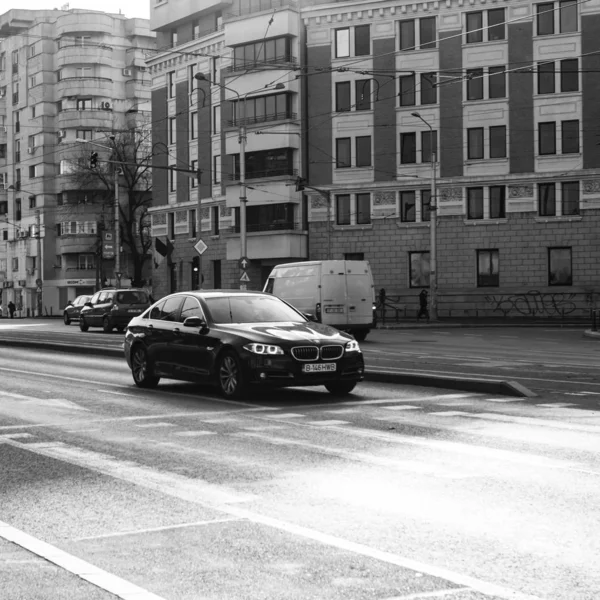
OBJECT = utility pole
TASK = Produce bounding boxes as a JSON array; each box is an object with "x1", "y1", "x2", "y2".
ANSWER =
[
  {"x1": 295, "y1": 177, "x2": 331, "y2": 259},
  {"x1": 35, "y1": 209, "x2": 42, "y2": 317},
  {"x1": 114, "y1": 166, "x2": 121, "y2": 288}
]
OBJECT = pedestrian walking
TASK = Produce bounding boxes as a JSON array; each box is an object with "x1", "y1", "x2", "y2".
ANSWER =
[
  {"x1": 417, "y1": 289, "x2": 429, "y2": 322},
  {"x1": 8, "y1": 301, "x2": 16, "y2": 319}
]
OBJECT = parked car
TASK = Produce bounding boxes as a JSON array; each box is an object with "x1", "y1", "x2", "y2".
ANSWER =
[
  {"x1": 123, "y1": 290, "x2": 365, "y2": 398},
  {"x1": 79, "y1": 288, "x2": 152, "y2": 333},
  {"x1": 63, "y1": 295, "x2": 92, "y2": 325}
]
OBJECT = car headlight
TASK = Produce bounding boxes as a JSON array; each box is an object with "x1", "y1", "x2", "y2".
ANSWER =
[
  {"x1": 345, "y1": 340, "x2": 361, "y2": 353},
  {"x1": 243, "y1": 343, "x2": 284, "y2": 355}
]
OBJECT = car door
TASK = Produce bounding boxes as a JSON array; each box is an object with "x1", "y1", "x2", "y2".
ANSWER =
[
  {"x1": 170, "y1": 296, "x2": 215, "y2": 379},
  {"x1": 146, "y1": 296, "x2": 184, "y2": 376},
  {"x1": 82, "y1": 292, "x2": 100, "y2": 323},
  {"x1": 89, "y1": 291, "x2": 112, "y2": 326}
]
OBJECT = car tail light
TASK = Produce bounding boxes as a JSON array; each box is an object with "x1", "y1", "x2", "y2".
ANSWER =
[{"x1": 315, "y1": 303, "x2": 321, "y2": 322}]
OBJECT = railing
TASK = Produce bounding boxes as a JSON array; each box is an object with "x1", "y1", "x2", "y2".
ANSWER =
[
  {"x1": 228, "y1": 111, "x2": 296, "y2": 127},
  {"x1": 225, "y1": 55, "x2": 297, "y2": 73},
  {"x1": 226, "y1": 0, "x2": 298, "y2": 18},
  {"x1": 193, "y1": 23, "x2": 224, "y2": 40},
  {"x1": 229, "y1": 166, "x2": 297, "y2": 181},
  {"x1": 227, "y1": 221, "x2": 301, "y2": 234}
]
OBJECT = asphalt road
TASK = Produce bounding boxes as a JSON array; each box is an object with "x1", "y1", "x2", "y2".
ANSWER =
[{"x1": 2, "y1": 347, "x2": 600, "y2": 599}]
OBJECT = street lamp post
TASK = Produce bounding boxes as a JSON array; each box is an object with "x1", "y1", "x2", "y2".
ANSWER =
[
  {"x1": 411, "y1": 112, "x2": 438, "y2": 321},
  {"x1": 194, "y1": 73, "x2": 284, "y2": 289}
]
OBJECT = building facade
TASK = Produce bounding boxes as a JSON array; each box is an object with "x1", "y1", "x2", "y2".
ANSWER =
[
  {"x1": 0, "y1": 8, "x2": 155, "y2": 316},
  {"x1": 148, "y1": 0, "x2": 600, "y2": 318}
]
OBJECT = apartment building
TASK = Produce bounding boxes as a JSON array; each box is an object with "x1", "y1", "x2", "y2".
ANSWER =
[
  {"x1": 0, "y1": 8, "x2": 155, "y2": 316},
  {"x1": 148, "y1": 0, "x2": 305, "y2": 297}
]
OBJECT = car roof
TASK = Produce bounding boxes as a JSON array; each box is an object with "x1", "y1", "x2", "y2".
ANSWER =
[{"x1": 167, "y1": 290, "x2": 270, "y2": 299}]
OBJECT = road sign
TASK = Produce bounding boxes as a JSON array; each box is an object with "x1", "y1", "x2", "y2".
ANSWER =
[
  {"x1": 194, "y1": 239, "x2": 208, "y2": 255},
  {"x1": 103, "y1": 241, "x2": 115, "y2": 260},
  {"x1": 35, "y1": 279, "x2": 42, "y2": 287},
  {"x1": 238, "y1": 257, "x2": 251, "y2": 270},
  {"x1": 115, "y1": 272, "x2": 122, "y2": 280},
  {"x1": 240, "y1": 271, "x2": 250, "y2": 282},
  {"x1": 36, "y1": 287, "x2": 42, "y2": 293}
]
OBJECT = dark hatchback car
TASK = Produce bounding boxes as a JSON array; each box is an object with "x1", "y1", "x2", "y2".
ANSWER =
[
  {"x1": 124, "y1": 290, "x2": 364, "y2": 398},
  {"x1": 80, "y1": 288, "x2": 152, "y2": 333},
  {"x1": 63, "y1": 295, "x2": 92, "y2": 325}
]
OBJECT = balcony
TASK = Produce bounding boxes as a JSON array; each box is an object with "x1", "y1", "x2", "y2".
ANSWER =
[
  {"x1": 56, "y1": 234, "x2": 96, "y2": 254},
  {"x1": 227, "y1": 111, "x2": 296, "y2": 128},
  {"x1": 56, "y1": 12, "x2": 115, "y2": 36},
  {"x1": 225, "y1": 55, "x2": 297, "y2": 74},
  {"x1": 57, "y1": 108, "x2": 115, "y2": 130},
  {"x1": 56, "y1": 77, "x2": 114, "y2": 98},
  {"x1": 57, "y1": 45, "x2": 113, "y2": 68},
  {"x1": 226, "y1": 0, "x2": 298, "y2": 19},
  {"x1": 227, "y1": 221, "x2": 299, "y2": 234},
  {"x1": 228, "y1": 166, "x2": 296, "y2": 181},
  {"x1": 226, "y1": 227, "x2": 307, "y2": 261}
]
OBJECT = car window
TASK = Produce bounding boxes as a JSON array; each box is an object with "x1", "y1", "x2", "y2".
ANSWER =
[
  {"x1": 206, "y1": 296, "x2": 304, "y2": 324},
  {"x1": 149, "y1": 300, "x2": 165, "y2": 320},
  {"x1": 264, "y1": 278, "x2": 275, "y2": 294},
  {"x1": 116, "y1": 291, "x2": 149, "y2": 304},
  {"x1": 179, "y1": 296, "x2": 205, "y2": 322},
  {"x1": 90, "y1": 292, "x2": 101, "y2": 304},
  {"x1": 149, "y1": 296, "x2": 183, "y2": 322}
]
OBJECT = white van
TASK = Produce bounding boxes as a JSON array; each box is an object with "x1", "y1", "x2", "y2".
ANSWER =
[{"x1": 263, "y1": 260, "x2": 375, "y2": 341}]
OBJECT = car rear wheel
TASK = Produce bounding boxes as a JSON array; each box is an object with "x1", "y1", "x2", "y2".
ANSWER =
[
  {"x1": 103, "y1": 317, "x2": 113, "y2": 333},
  {"x1": 324, "y1": 381, "x2": 357, "y2": 396},
  {"x1": 79, "y1": 317, "x2": 89, "y2": 332},
  {"x1": 63, "y1": 313, "x2": 71, "y2": 325},
  {"x1": 116, "y1": 325, "x2": 125, "y2": 333},
  {"x1": 217, "y1": 351, "x2": 246, "y2": 399},
  {"x1": 131, "y1": 346, "x2": 159, "y2": 389}
]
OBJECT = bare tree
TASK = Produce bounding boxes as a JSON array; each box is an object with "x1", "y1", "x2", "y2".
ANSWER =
[{"x1": 70, "y1": 126, "x2": 153, "y2": 288}]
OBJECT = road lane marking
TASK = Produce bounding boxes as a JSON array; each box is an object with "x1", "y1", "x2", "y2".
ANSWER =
[
  {"x1": 0, "y1": 432, "x2": 34, "y2": 439},
  {"x1": 535, "y1": 403, "x2": 577, "y2": 408},
  {"x1": 381, "y1": 589, "x2": 472, "y2": 599},
  {"x1": 2, "y1": 439, "x2": 541, "y2": 600},
  {"x1": 134, "y1": 422, "x2": 176, "y2": 428},
  {"x1": 451, "y1": 411, "x2": 600, "y2": 433},
  {"x1": 72, "y1": 518, "x2": 243, "y2": 541},
  {"x1": 382, "y1": 406, "x2": 421, "y2": 411},
  {"x1": 265, "y1": 413, "x2": 306, "y2": 419},
  {"x1": 306, "y1": 420, "x2": 349, "y2": 426},
  {"x1": 173, "y1": 430, "x2": 217, "y2": 437},
  {"x1": 484, "y1": 398, "x2": 522, "y2": 403},
  {"x1": 0, "y1": 520, "x2": 166, "y2": 600}
]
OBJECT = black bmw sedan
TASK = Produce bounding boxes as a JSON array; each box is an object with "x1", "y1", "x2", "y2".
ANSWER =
[{"x1": 123, "y1": 290, "x2": 364, "y2": 398}]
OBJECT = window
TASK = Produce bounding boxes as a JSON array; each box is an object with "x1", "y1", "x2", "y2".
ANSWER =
[
  {"x1": 421, "y1": 190, "x2": 431, "y2": 222},
  {"x1": 29, "y1": 75, "x2": 37, "y2": 88},
  {"x1": 467, "y1": 69, "x2": 484, "y2": 100},
  {"x1": 400, "y1": 132, "x2": 417, "y2": 164},
  {"x1": 538, "y1": 61, "x2": 555, "y2": 94},
  {"x1": 190, "y1": 159, "x2": 198, "y2": 189},
  {"x1": 169, "y1": 166, "x2": 176, "y2": 192},
  {"x1": 345, "y1": 252, "x2": 365, "y2": 261},
  {"x1": 559, "y1": 0, "x2": 577, "y2": 32},
  {"x1": 233, "y1": 37, "x2": 292, "y2": 69},
  {"x1": 399, "y1": 20, "x2": 415, "y2": 51},
  {"x1": 78, "y1": 254, "x2": 95, "y2": 270},
  {"x1": 355, "y1": 80, "x2": 371, "y2": 111},
  {"x1": 421, "y1": 130, "x2": 438, "y2": 164},
  {"x1": 560, "y1": 59, "x2": 578, "y2": 92},
  {"x1": 190, "y1": 209, "x2": 197, "y2": 238},
  {"x1": 189, "y1": 63, "x2": 197, "y2": 90},
  {"x1": 562, "y1": 120, "x2": 579, "y2": 154},
  {"x1": 489, "y1": 186, "x2": 506, "y2": 218},
  {"x1": 420, "y1": 17, "x2": 436, "y2": 49},
  {"x1": 409, "y1": 252, "x2": 430, "y2": 288},
  {"x1": 548, "y1": 247, "x2": 572, "y2": 285},
  {"x1": 76, "y1": 129, "x2": 92, "y2": 141},
  {"x1": 355, "y1": 136, "x2": 371, "y2": 167},
  {"x1": 335, "y1": 28, "x2": 350, "y2": 58},
  {"x1": 538, "y1": 182, "x2": 556, "y2": 215},
  {"x1": 488, "y1": 9, "x2": 506, "y2": 40},
  {"x1": 489, "y1": 66, "x2": 506, "y2": 98},
  {"x1": 467, "y1": 187, "x2": 484, "y2": 219},
  {"x1": 190, "y1": 111, "x2": 198, "y2": 140},
  {"x1": 75, "y1": 67, "x2": 92, "y2": 78},
  {"x1": 539, "y1": 122, "x2": 556, "y2": 155},
  {"x1": 234, "y1": 93, "x2": 290, "y2": 125},
  {"x1": 400, "y1": 191, "x2": 416, "y2": 222},
  {"x1": 213, "y1": 155, "x2": 221, "y2": 184},
  {"x1": 489, "y1": 126, "x2": 507, "y2": 158},
  {"x1": 336, "y1": 194, "x2": 351, "y2": 224},
  {"x1": 336, "y1": 138, "x2": 351, "y2": 168},
  {"x1": 399, "y1": 74, "x2": 416, "y2": 106},
  {"x1": 76, "y1": 98, "x2": 91, "y2": 110},
  {"x1": 477, "y1": 250, "x2": 499, "y2": 287},
  {"x1": 467, "y1": 128, "x2": 484, "y2": 159},
  {"x1": 15, "y1": 199, "x2": 21, "y2": 221},
  {"x1": 562, "y1": 181, "x2": 579, "y2": 215},
  {"x1": 537, "y1": 3, "x2": 555, "y2": 35},
  {"x1": 169, "y1": 117, "x2": 176, "y2": 145},
  {"x1": 356, "y1": 193, "x2": 371, "y2": 224},
  {"x1": 420, "y1": 73, "x2": 437, "y2": 104},
  {"x1": 466, "y1": 12, "x2": 483, "y2": 43},
  {"x1": 234, "y1": 148, "x2": 293, "y2": 179},
  {"x1": 354, "y1": 25, "x2": 370, "y2": 56},
  {"x1": 168, "y1": 71, "x2": 175, "y2": 98},
  {"x1": 170, "y1": 30, "x2": 178, "y2": 47},
  {"x1": 12, "y1": 258, "x2": 18, "y2": 271},
  {"x1": 211, "y1": 205, "x2": 219, "y2": 235},
  {"x1": 213, "y1": 105, "x2": 221, "y2": 135},
  {"x1": 336, "y1": 82, "x2": 351, "y2": 112}
]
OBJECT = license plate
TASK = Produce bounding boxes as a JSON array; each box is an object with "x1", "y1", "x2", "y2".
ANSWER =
[
  {"x1": 302, "y1": 363, "x2": 336, "y2": 373},
  {"x1": 127, "y1": 309, "x2": 141, "y2": 313},
  {"x1": 325, "y1": 307, "x2": 344, "y2": 313}
]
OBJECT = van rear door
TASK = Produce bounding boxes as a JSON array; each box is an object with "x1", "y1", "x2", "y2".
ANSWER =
[
  {"x1": 321, "y1": 269, "x2": 347, "y2": 327},
  {"x1": 346, "y1": 271, "x2": 373, "y2": 326}
]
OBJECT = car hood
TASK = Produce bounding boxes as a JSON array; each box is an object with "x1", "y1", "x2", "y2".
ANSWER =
[{"x1": 214, "y1": 321, "x2": 353, "y2": 344}]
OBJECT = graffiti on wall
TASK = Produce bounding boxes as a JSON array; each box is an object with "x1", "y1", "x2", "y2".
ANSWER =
[{"x1": 485, "y1": 290, "x2": 577, "y2": 317}]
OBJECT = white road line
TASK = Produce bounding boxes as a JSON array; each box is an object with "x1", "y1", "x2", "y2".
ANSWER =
[
  {"x1": 458, "y1": 412, "x2": 600, "y2": 434},
  {"x1": 306, "y1": 420, "x2": 349, "y2": 426},
  {"x1": 4, "y1": 439, "x2": 542, "y2": 600},
  {"x1": 134, "y1": 422, "x2": 175, "y2": 428},
  {"x1": 0, "y1": 432, "x2": 33, "y2": 440},
  {"x1": 266, "y1": 413, "x2": 306, "y2": 419},
  {"x1": 73, "y1": 518, "x2": 242, "y2": 541},
  {"x1": 173, "y1": 430, "x2": 217, "y2": 437},
  {"x1": 485, "y1": 398, "x2": 522, "y2": 403},
  {"x1": 536, "y1": 403, "x2": 577, "y2": 408},
  {"x1": 95, "y1": 389, "x2": 139, "y2": 397},
  {"x1": 382, "y1": 406, "x2": 422, "y2": 411},
  {"x1": 381, "y1": 589, "x2": 472, "y2": 599},
  {"x1": 0, "y1": 520, "x2": 166, "y2": 600}
]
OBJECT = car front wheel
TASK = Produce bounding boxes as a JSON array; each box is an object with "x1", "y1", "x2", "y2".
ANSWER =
[
  {"x1": 131, "y1": 346, "x2": 159, "y2": 389},
  {"x1": 217, "y1": 351, "x2": 246, "y2": 399},
  {"x1": 79, "y1": 317, "x2": 89, "y2": 332},
  {"x1": 63, "y1": 313, "x2": 71, "y2": 325},
  {"x1": 103, "y1": 317, "x2": 113, "y2": 333},
  {"x1": 324, "y1": 381, "x2": 357, "y2": 396}
]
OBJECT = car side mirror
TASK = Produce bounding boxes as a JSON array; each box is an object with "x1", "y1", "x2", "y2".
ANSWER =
[
  {"x1": 183, "y1": 316, "x2": 207, "y2": 329},
  {"x1": 84, "y1": 302, "x2": 93, "y2": 307},
  {"x1": 303, "y1": 313, "x2": 317, "y2": 322}
]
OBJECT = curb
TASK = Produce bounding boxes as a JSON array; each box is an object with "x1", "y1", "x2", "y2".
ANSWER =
[
  {"x1": 583, "y1": 329, "x2": 600, "y2": 339},
  {"x1": 2, "y1": 337, "x2": 536, "y2": 398}
]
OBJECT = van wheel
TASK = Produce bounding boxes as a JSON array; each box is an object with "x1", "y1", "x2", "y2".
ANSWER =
[
  {"x1": 63, "y1": 313, "x2": 71, "y2": 325},
  {"x1": 103, "y1": 317, "x2": 113, "y2": 333},
  {"x1": 325, "y1": 381, "x2": 357, "y2": 396},
  {"x1": 79, "y1": 318, "x2": 89, "y2": 332},
  {"x1": 353, "y1": 330, "x2": 368, "y2": 342}
]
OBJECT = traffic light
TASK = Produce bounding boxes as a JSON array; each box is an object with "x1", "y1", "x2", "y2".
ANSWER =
[
  {"x1": 295, "y1": 176, "x2": 306, "y2": 192},
  {"x1": 90, "y1": 151, "x2": 98, "y2": 169},
  {"x1": 191, "y1": 256, "x2": 200, "y2": 289}
]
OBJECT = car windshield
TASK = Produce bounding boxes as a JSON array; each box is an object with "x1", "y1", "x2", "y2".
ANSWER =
[
  {"x1": 116, "y1": 291, "x2": 149, "y2": 304},
  {"x1": 205, "y1": 296, "x2": 305, "y2": 324}
]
